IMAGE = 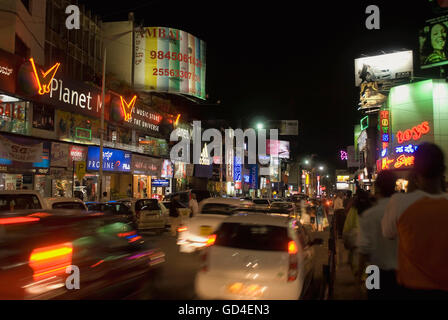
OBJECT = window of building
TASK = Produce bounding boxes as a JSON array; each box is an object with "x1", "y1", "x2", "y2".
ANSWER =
[
  {"x1": 14, "y1": 35, "x2": 30, "y2": 59},
  {"x1": 20, "y1": 0, "x2": 31, "y2": 14}
]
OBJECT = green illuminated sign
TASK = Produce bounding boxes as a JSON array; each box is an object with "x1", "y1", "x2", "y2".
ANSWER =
[{"x1": 360, "y1": 116, "x2": 369, "y2": 131}]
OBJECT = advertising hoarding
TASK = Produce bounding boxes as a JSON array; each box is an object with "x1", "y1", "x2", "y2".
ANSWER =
[
  {"x1": 419, "y1": 15, "x2": 448, "y2": 69},
  {"x1": 134, "y1": 27, "x2": 206, "y2": 100},
  {"x1": 161, "y1": 159, "x2": 173, "y2": 178},
  {"x1": 267, "y1": 140, "x2": 290, "y2": 159},
  {"x1": 152, "y1": 179, "x2": 170, "y2": 187},
  {"x1": 354, "y1": 51, "x2": 413, "y2": 87},
  {"x1": 87, "y1": 147, "x2": 131, "y2": 172},
  {"x1": 132, "y1": 154, "x2": 162, "y2": 176}
]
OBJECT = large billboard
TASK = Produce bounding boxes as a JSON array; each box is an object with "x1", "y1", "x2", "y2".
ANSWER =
[
  {"x1": 419, "y1": 15, "x2": 448, "y2": 69},
  {"x1": 87, "y1": 147, "x2": 131, "y2": 172},
  {"x1": 267, "y1": 140, "x2": 290, "y2": 159},
  {"x1": 134, "y1": 27, "x2": 206, "y2": 100},
  {"x1": 354, "y1": 51, "x2": 413, "y2": 87}
]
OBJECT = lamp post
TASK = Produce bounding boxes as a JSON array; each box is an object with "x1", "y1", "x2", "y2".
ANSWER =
[{"x1": 98, "y1": 47, "x2": 106, "y2": 202}]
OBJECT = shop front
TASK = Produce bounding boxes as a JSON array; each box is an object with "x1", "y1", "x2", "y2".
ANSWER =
[
  {"x1": 86, "y1": 146, "x2": 132, "y2": 201},
  {"x1": 173, "y1": 161, "x2": 190, "y2": 193},
  {"x1": 131, "y1": 154, "x2": 162, "y2": 199},
  {"x1": 153, "y1": 159, "x2": 174, "y2": 200},
  {"x1": 378, "y1": 80, "x2": 448, "y2": 187},
  {"x1": 0, "y1": 134, "x2": 50, "y2": 196},
  {"x1": 49, "y1": 143, "x2": 88, "y2": 198}
]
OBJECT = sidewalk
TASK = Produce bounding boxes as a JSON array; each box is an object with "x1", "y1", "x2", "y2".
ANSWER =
[{"x1": 332, "y1": 238, "x2": 366, "y2": 300}]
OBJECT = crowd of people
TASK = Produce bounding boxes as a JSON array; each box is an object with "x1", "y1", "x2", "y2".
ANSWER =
[{"x1": 330, "y1": 142, "x2": 448, "y2": 300}]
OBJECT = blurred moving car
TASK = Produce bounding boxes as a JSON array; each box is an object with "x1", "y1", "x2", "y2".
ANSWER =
[
  {"x1": 0, "y1": 210, "x2": 165, "y2": 299},
  {"x1": 162, "y1": 200, "x2": 191, "y2": 224},
  {"x1": 44, "y1": 198, "x2": 88, "y2": 211},
  {"x1": 177, "y1": 198, "x2": 255, "y2": 253},
  {"x1": 252, "y1": 199, "x2": 271, "y2": 211},
  {"x1": 195, "y1": 214, "x2": 322, "y2": 300},
  {"x1": 269, "y1": 202, "x2": 298, "y2": 218}
]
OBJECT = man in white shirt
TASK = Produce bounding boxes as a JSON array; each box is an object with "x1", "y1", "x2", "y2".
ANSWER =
[
  {"x1": 188, "y1": 193, "x2": 199, "y2": 218},
  {"x1": 358, "y1": 170, "x2": 398, "y2": 299}
]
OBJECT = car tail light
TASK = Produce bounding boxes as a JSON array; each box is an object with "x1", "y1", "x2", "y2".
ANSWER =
[
  {"x1": 178, "y1": 226, "x2": 187, "y2": 233},
  {"x1": 287, "y1": 241, "x2": 298, "y2": 282},
  {"x1": 206, "y1": 234, "x2": 216, "y2": 247},
  {"x1": 29, "y1": 242, "x2": 73, "y2": 281}
]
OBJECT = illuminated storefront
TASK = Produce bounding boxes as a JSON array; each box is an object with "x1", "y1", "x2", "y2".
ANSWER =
[
  {"x1": 378, "y1": 80, "x2": 448, "y2": 181},
  {"x1": 132, "y1": 154, "x2": 162, "y2": 199},
  {"x1": 86, "y1": 146, "x2": 132, "y2": 200},
  {"x1": 0, "y1": 134, "x2": 50, "y2": 195}
]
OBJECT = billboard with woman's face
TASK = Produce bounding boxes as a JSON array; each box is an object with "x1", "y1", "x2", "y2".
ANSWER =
[{"x1": 420, "y1": 16, "x2": 448, "y2": 69}]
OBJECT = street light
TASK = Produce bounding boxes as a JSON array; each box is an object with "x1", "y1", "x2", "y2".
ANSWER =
[
  {"x1": 256, "y1": 123, "x2": 264, "y2": 130},
  {"x1": 319, "y1": 166, "x2": 324, "y2": 171},
  {"x1": 304, "y1": 160, "x2": 310, "y2": 165}
]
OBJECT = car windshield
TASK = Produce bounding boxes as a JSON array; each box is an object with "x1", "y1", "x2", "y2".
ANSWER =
[
  {"x1": 52, "y1": 202, "x2": 85, "y2": 210},
  {"x1": 215, "y1": 222, "x2": 290, "y2": 252},
  {"x1": 0, "y1": 194, "x2": 42, "y2": 212},
  {"x1": 253, "y1": 200, "x2": 269, "y2": 205},
  {"x1": 201, "y1": 203, "x2": 240, "y2": 215},
  {"x1": 136, "y1": 199, "x2": 159, "y2": 211}
]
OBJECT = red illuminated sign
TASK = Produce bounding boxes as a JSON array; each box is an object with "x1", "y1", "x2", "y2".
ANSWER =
[
  {"x1": 396, "y1": 121, "x2": 430, "y2": 144},
  {"x1": 29, "y1": 58, "x2": 60, "y2": 95},
  {"x1": 120, "y1": 95, "x2": 137, "y2": 121}
]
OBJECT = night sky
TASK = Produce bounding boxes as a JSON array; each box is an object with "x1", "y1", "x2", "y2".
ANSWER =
[{"x1": 81, "y1": 0, "x2": 438, "y2": 171}]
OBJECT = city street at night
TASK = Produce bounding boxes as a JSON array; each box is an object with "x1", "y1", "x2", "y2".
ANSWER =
[{"x1": 1, "y1": 0, "x2": 448, "y2": 316}]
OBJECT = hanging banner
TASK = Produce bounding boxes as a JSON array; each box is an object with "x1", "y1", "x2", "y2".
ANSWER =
[
  {"x1": 0, "y1": 135, "x2": 42, "y2": 162},
  {"x1": 51, "y1": 142, "x2": 69, "y2": 167}
]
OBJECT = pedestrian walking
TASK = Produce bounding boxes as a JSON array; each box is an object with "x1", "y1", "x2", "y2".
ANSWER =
[
  {"x1": 382, "y1": 143, "x2": 448, "y2": 299},
  {"x1": 358, "y1": 170, "x2": 398, "y2": 300},
  {"x1": 333, "y1": 192, "x2": 345, "y2": 238},
  {"x1": 188, "y1": 193, "x2": 199, "y2": 218},
  {"x1": 169, "y1": 195, "x2": 182, "y2": 237},
  {"x1": 343, "y1": 189, "x2": 374, "y2": 277}
]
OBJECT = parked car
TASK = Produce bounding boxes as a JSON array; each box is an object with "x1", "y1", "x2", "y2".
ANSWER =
[
  {"x1": 0, "y1": 210, "x2": 165, "y2": 299},
  {"x1": 115, "y1": 198, "x2": 167, "y2": 233},
  {"x1": 0, "y1": 190, "x2": 46, "y2": 212},
  {"x1": 44, "y1": 198, "x2": 88, "y2": 211},
  {"x1": 195, "y1": 214, "x2": 322, "y2": 300},
  {"x1": 177, "y1": 198, "x2": 255, "y2": 253}
]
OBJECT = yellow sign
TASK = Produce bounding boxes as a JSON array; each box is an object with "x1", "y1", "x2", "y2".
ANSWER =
[
  {"x1": 75, "y1": 161, "x2": 86, "y2": 181},
  {"x1": 337, "y1": 175, "x2": 350, "y2": 183}
]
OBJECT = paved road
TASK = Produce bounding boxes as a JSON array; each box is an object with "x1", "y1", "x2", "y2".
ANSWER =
[{"x1": 137, "y1": 228, "x2": 330, "y2": 300}]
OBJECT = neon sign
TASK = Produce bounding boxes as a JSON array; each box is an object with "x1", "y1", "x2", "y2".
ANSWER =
[
  {"x1": 360, "y1": 116, "x2": 369, "y2": 131},
  {"x1": 394, "y1": 155, "x2": 415, "y2": 169},
  {"x1": 381, "y1": 155, "x2": 415, "y2": 170},
  {"x1": 379, "y1": 110, "x2": 390, "y2": 160},
  {"x1": 29, "y1": 58, "x2": 60, "y2": 95},
  {"x1": 396, "y1": 121, "x2": 430, "y2": 144},
  {"x1": 395, "y1": 144, "x2": 418, "y2": 154},
  {"x1": 340, "y1": 150, "x2": 348, "y2": 161},
  {"x1": 120, "y1": 95, "x2": 137, "y2": 121}
]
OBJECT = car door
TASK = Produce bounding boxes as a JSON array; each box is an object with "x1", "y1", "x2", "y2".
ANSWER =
[{"x1": 296, "y1": 224, "x2": 314, "y2": 278}]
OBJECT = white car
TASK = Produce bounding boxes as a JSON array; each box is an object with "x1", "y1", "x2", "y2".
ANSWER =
[
  {"x1": 195, "y1": 214, "x2": 320, "y2": 300},
  {"x1": 44, "y1": 197, "x2": 88, "y2": 211},
  {"x1": 177, "y1": 198, "x2": 255, "y2": 253},
  {"x1": 0, "y1": 190, "x2": 46, "y2": 212}
]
